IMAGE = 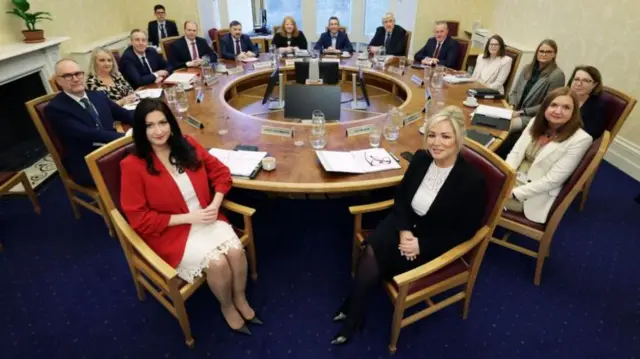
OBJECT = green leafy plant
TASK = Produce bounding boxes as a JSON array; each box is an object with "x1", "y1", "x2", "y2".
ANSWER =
[{"x1": 5, "y1": 0, "x2": 52, "y2": 31}]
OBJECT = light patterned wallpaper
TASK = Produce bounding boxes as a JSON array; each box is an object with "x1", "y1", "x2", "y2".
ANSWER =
[{"x1": 492, "y1": 0, "x2": 639, "y2": 144}]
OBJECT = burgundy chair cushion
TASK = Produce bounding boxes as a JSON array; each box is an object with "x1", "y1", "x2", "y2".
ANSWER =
[
  {"x1": 392, "y1": 259, "x2": 468, "y2": 294},
  {"x1": 453, "y1": 40, "x2": 469, "y2": 70},
  {"x1": 600, "y1": 91, "x2": 629, "y2": 133},
  {"x1": 460, "y1": 146, "x2": 507, "y2": 226},
  {"x1": 111, "y1": 50, "x2": 121, "y2": 65},
  {"x1": 0, "y1": 171, "x2": 18, "y2": 186},
  {"x1": 95, "y1": 143, "x2": 135, "y2": 213},
  {"x1": 208, "y1": 28, "x2": 217, "y2": 42},
  {"x1": 501, "y1": 210, "x2": 545, "y2": 231},
  {"x1": 446, "y1": 22, "x2": 459, "y2": 37},
  {"x1": 34, "y1": 101, "x2": 64, "y2": 157}
]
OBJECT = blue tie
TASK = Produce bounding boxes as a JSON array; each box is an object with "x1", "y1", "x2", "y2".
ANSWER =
[{"x1": 80, "y1": 98, "x2": 102, "y2": 129}]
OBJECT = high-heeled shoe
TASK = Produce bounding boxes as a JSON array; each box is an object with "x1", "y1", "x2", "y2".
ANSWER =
[
  {"x1": 243, "y1": 312, "x2": 264, "y2": 325},
  {"x1": 332, "y1": 312, "x2": 347, "y2": 322},
  {"x1": 330, "y1": 320, "x2": 363, "y2": 345},
  {"x1": 231, "y1": 323, "x2": 252, "y2": 336},
  {"x1": 332, "y1": 297, "x2": 351, "y2": 322}
]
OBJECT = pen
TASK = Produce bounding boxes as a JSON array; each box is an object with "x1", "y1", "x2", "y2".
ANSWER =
[{"x1": 389, "y1": 152, "x2": 400, "y2": 163}]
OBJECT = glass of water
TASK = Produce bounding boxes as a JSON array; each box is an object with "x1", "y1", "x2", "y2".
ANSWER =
[
  {"x1": 309, "y1": 132, "x2": 327, "y2": 149},
  {"x1": 423, "y1": 65, "x2": 433, "y2": 82},
  {"x1": 369, "y1": 127, "x2": 381, "y2": 147},
  {"x1": 174, "y1": 87, "x2": 189, "y2": 121},
  {"x1": 292, "y1": 128, "x2": 304, "y2": 146},
  {"x1": 165, "y1": 86, "x2": 177, "y2": 109},
  {"x1": 398, "y1": 56, "x2": 406, "y2": 69},
  {"x1": 376, "y1": 47, "x2": 386, "y2": 68},
  {"x1": 216, "y1": 114, "x2": 228, "y2": 135},
  {"x1": 383, "y1": 121, "x2": 400, "y2": 142}
]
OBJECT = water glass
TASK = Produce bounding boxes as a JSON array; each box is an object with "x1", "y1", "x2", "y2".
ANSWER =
[
  {"x1": 376, "y1": 47, "x2": 386, "y2": 68},
  {"x1": 165, "y1": 86, "x2": 177, "y2": 108},
  {"x1": 423, "y1": 66, "x2": 433, "y2": 82},
  {"x1": 431, "y1": 71, "x2": 444, "y2": 89},
  {"x1": 292, "y1": 128, "x2": 304, "y2": 146},
  {"x1": 383, "y1": 123, "x2": 400, "y2": 142},
  {"x1": 309, "y1": 133, "x2": 327, "y2": 149},
  {"x1": 216, "y1": 114, "x2": 228, "y2": 135},
  {"x1": 369, "y1": 128, "x2": 381, "y2": 148},
  {"x1": 311, "y1": 110, "x2": 326, "y2": 135},
  {"x1": 202, "y1": 66, "x2": 215, "y2": 86},
  {"x1": 175, "y1": 88, "x2": 189, "y2": 120},
  {"x1": 193, "y1": 76, "x2": 203, "y2": 93},
  {"x1": 398, "y1": 57, "x2": 406, "y2": 69}
]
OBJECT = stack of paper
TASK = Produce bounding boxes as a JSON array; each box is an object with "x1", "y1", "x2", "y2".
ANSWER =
[
  {"x1": 164, "y1": 73, "x2": 196, "y2": 86},
  {"x1": 475, "y1": 105, "x2": 513, "y2": 119},
  {"x1": 316, "y1": 148, "x2": 401, "y2": 174},
  {"x1": 443, "y1": 75, "x2": 473, "y2": 84},
  {"x1": 241, "y1": 57, "x2": 259, "y2": 63},
  {"x1": 208, "y1": 149, "x2": 267, "y2": 177},
  {"x1": 136, "y1": 88, "x2": 163, "y2": 98}
]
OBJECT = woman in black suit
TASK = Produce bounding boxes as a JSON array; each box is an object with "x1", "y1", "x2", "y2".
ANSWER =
[
  {"x1": 331, "y1": 106, "x2": 487, "y2": 345},
  {"x1": 271, "y1": 16, "x2": 308, "y2": 53},
  {"x1": 568, "y1": 65, "x2": 606, "y2": 139}
]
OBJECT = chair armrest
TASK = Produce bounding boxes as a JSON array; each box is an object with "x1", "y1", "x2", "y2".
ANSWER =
[
  {"x1": 392, "y1": 225, "x2": 490, "y2": 286},
  {"x1": 110, "y1": 209, "x2": 177, "y2": 279},
  {"x1": 221, "y1": 199, "x2": 256, "y2": 216},
  {"x1": 349, "y1": 199, "x2": 395, "y2": 215}
]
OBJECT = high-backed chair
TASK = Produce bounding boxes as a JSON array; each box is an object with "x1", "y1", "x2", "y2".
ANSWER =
[
  {"x1": 215, "y1": 28, "x2": 230, "y2": 55},
  {"x1": 324, "y1": 26, "x2": 348, "y2": 33},
  {"x1": 0, "y1": 171, "x2": 41, "y2": 251},
  {"x1": 85, "y1": 135, "x2": 258, "y2": 348},
  {"x1": 579, "y1": 88, "x2": 637, "y2": 210},
  {"x1": 25, "y1": 94, "x2": 114, "y2": 236},
  {"x1": 403, "y1": 30, "x2": 412, "y2": 58},
  {"x1": 160, "y1": 35, "x2": 181, "y2": 61},
  {"x1": 503, "y1": 46, "x2": 523, "y2": 95},
  {"x1": 349, "y1": 139, "x2": 515, "y2": 353},
  {"x1": 208, "y1": 28, "x2": 218, "y2": 53},
  {"x1": 491, "y1": 132, "x2": 610, "y2": 285},
  {"x1": 452, "y1": 37, "x2": 470, "y2": 71},
  {"x1": 441, "y1": 20, "x2": 460, "y2": 37},
  {"x1": 111, "y1": 49, "x2": 122, "y2": 65},
  {"x1": 48, "y1": 75, "x2": 61, "y2": 92}
]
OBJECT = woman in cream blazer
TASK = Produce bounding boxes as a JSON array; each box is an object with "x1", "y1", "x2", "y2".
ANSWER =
[
  {"x1": 470, "y1": 35, "x2": 513, "y2": 94},
  {"x1": 505, "y1": 87, "x2": 592, "y2": 223}
]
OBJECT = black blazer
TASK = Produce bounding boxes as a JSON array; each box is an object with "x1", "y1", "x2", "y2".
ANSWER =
[
  {"x1": 219, "y1": 34, "x2": 260, "y2": 60},
  {"x1": 413, "y1": 36, "x2": 460, "y2": 68},
  {"x1": 44, "y1": 91, "x2": 133, "y2": 186},
  {"x1": 581, "y1": 94, "x2": 606, "y2": 139},
  {"x1": 147, "y1": 20, "x2": 179, "y2": 46},
  {"x1": 314, "y1": 31, "x2": 354, "y2": 53},
  {"x1": 119, "y1": 46, "x2": 171, "y2": 88},
  {"x1": 271, "y1": 31, "x2": 308, "y2": 50},
  {"x1": 168, "y1": 36, "x2": 217, "y2": 70},
  {"x1": 368, "y1": 25, "x2": 407, "y2": 56},
  {"x1": 392, "y1": 150, "x2": 486, "y2": 261}
]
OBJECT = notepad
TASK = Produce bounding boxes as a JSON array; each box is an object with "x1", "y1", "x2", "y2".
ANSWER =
[
  {"x1": 136, "y1": 88, "x2": 163, "y2": 98},
  {"x1": 475, "y1": 105, "x2": 512, "y2": 119},
  {"x1": 466, "y1": 129, "x2": 496, "y2": 147},
  {"x1": 208, "y1": 149, "x2": 267, "y2": 178},
  {"x1": 443, "y1": 75, "x2": 473, "y2": 84},
  {"x1": 241, "y1": 57, "x2": 259, "y2": 63},
  {"x1": 316, "y1": 148, "x2": 401, "y2": 174},
  {"x1": 164, "y1": 73, "x2": 196, "y2": 84}
]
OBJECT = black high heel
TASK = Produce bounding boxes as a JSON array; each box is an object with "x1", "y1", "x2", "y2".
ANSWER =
[
  {"x1": 330, "y1": 319, "x2": 364, "y2": 345},
  {"x1": 243, "y1": 312, "x2": 264, "y2": 325},
  {"x1": 231, "y1": 323, "x2": 252, "y2": 336},
  {"x1": 332, "y1": 297, "x2": 351, "y2": 322}
]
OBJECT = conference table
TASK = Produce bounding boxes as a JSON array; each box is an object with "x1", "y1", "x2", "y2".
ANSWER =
[{"x1": 153, "y1": 54, "x2": 509, "y2": 194}]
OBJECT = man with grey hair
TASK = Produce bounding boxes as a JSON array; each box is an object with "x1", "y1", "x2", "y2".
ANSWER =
[
  {"x1": 367, "y1": 12, "x2": 407, "y2": 56},
  {"x1": 45, "y1": 59, "x2": 132, "y2": 186},
  {"x1": 414, "y1": 21, "x2": 460, "y2": 68}
]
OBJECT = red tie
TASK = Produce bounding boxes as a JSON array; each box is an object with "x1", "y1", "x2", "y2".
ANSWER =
[
  {"x1": 191, "y1": 41, "x2": 199, "y2": 60},
  {"x1": 235, "y1": 39, "x2": 241, "y2": 55},
  {"x1": 433, "y1": 42, "x2": 441, "y2": 59}
]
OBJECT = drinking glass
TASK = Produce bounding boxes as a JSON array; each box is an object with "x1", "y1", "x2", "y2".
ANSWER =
[
  {"x1": 292, "y1": 128, "x2": 304, "y2": 146},
  {"x1": 369, "y1": 127, "x2": 381, "y2": 147},
  {"x1": 311, "y1": 110, "x2": 325, "y2": 135},
  {"x1": 376, "y1": 47, "x2": 386, "y2": 68},
  {"x1": 165, "y1": 86, "x2": 177, "y2": 109},
  {"x1": 193, "y1": 76, "x2": 203, "y2": 93},
  {"x1": 216, "y1": 113, "x2": 228, "y2": 135},
  {"x1": 398, "y1": 57, "x2": 406, "y2": 69},
  {"x1": 309, "y1": 133, "x2": 327, "y2": 149},
  {"x1": 202, "y1": 66, "x2": 215, "y2": 86},
  {"x1": 423, "y1": 66, "x2": 433, "y2": 82},
  {"x1": 174, "y1": 87, "x2": 189, "y2": 121},
  {"x1": 383, "y1": 123, "x2": 400, "y2": 142}
]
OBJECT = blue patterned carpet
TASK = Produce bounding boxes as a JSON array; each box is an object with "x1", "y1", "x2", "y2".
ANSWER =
[{"x1": 1, "y1": 162, "x2": 639, "y2": 359}]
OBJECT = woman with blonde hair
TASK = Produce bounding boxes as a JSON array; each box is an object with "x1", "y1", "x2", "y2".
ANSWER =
[
  {"x1": 271, "y1": 16, "x2": 308, "y2": 53},
  {"x1": 86, "y1": 47, "x2": 137, "y2": 107},
  {"x1": 330, "y1": 106, "x2": 487, "y2": 345}
]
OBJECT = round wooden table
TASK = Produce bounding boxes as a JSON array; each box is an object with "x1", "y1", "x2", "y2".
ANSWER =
[{"x1": 165, "y1": 55, "x2": 509, "y2": 194}]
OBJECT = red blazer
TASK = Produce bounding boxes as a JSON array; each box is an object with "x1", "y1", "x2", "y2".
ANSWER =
[{"x1": 120, "y1": 135, "x2": 233, "y2": 267}]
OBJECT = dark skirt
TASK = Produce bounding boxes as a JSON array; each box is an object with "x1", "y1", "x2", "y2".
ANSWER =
[{"x1": 363, "y1": 212, "x2": 427, "y2": 281}]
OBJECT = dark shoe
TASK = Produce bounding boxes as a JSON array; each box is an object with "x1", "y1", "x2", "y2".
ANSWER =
[
  {"x1": 332, "y1": 312, "x2": 347, "y2": 322},
  {"x1": 332, "y1": 297, "x2": 351, "y2": 322},
  {"x1": 244, "y1": 313, "x2": 264, "y2": 325},
  {"x1": 330, "y1": 319, "x2": 363, "y2": 345},
  {"x1": 232, "y1": 323, "x2": 252, "y2": 336}
]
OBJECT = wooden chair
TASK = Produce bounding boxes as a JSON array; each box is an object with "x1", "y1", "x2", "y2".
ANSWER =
[
  {"x1": 208, "y1": 28, "x2": 218, "y2": 53},
  {"x1": 403, "y1": 30, "x2": 412, "y2": 58},
  {"x1": 0, "y1": 171, "x2": 41, "y2": 251},
  {"x1": 452, "y1": 37, "x2": 471, "y2": 71},
  {"x1": 441, "y1": 20, "x2": 460, "y2": 37},
  {"x1": 160, "y1": 36, "x2": 181, "y2": 61},
  {"x1": 85, "y1": 135, "x2": 258, "y2": 348},
  {"x1": 491, "y1": 132, "x2": 610, "y2": 285},
  {"x1": 503, "y1": 46, "x2": 523, "y2": 95},
  {"x1": 48, "y1": 75, "x2": 61, "y2": 92},
  {"x1": 324, "y1": 26, "x2": 348, "y2": 33},
  {"x1": 25, "y1": 93, "x2": 114, "y2": 237},
  {"x1": 215, "y1": 28, "x2": 230, "y2": 55},
  {"x1": 579, "y1": 88, "x2": 637, "y2": 211},
  {"x1": 349, "y1": 139, "x2": 515, "y2": 353}
]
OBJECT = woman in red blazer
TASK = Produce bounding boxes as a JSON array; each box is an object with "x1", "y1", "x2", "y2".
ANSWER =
[{"x1": 120, "y1": 99, "x2": 260, "y2": 335}]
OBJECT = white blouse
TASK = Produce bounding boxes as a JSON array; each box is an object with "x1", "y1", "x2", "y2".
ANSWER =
[
  {"x1": 410, "y1": 162, "x2": 454, "y2": 216},
  {"x1": 470, "y1": 55, "x2": 513, "y2": 94}
]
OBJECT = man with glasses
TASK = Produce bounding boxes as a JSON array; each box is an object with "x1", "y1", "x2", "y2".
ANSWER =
[
  {"x1": 148, "y1": 4, "x2": 179, "y2": 47},
  {"x1": 45, "y1": 59, "x2": 133, "y2": 186},
  {"x1": 413, "y1": 21, "x2": 459, "y2": 68}
]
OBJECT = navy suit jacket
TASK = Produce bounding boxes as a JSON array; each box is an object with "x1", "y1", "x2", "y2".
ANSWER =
[
  {"x1": 169, "y1": 36, "x2": 217, "y2": 70},
  {"x1": 314, "y1": 31, "x2": 354, "y2": 53},
  {"x1": 414, "y1": 36, "x2": 460, "y2": 68},
  {"x1": 44, "y1": 91, "x2": 133, "y2": 186},
  {"x1": 220, "y1": 34, "x2": 259, "y2": 60},
  {"x1": 368, "y1": 25, "x2": 407, "y2": 56},
  {"x1": 147, "y1": 20, "x2": 179, "y2": 46},
  {"x1": 119, "y1": 46, "x2": 171, "y2": 88}
]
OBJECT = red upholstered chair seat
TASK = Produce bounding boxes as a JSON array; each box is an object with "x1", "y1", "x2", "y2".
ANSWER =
[
  {"x1": 396, "y1": 259, "x2": 468, "y2": 294},
  {"x1": 453, "y1": 38, "x2": 470, "y2": 71},
  {"x1": 0, "y1": 171, "x2": 18, "y2": 185}
]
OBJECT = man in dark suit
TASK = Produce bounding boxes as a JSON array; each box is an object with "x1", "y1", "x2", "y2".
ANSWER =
[
  {"x1": 219, "y1": 20, "x2": 259, "y2": 60},
  {"x1": 314, "y1": 16, "x2": 354, "y2": 54},
  {"x1": 120, "y1": 29, "x2": 171, "y2": 88},
  {"x1": 368, "y1": 12, "x2": 407, "y2": 56},
  {"x1": 413, "y1": 21, "x2": 460, "y2": 68},
  {"x1": 169, "y1": 21, "x2": 217, "y2": 69},
  {"x1": 45, "y1": 59, "x2": 133, "y2": 186},
  {"x1": 147, "y1": 4, "x2": 179, "y2": 46}
]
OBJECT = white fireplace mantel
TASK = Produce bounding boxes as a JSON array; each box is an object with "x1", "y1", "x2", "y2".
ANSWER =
[{"x1": 0, "y1": 37, "x2": 69, "y2": 92}]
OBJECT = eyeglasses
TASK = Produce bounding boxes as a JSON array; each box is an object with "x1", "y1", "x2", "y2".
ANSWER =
[
  {"x1": 58, "y1": 71, "x2": 85, "y2": 81},
  {"x1": 572, "y1": 78, "x2": 594, "y2": 84},
  {"x1": 538, "y1": 50, "x2": 554, "y2": 54},
  {"x1": 365, "y1": 152, "x2": 391, "y2": 166},
  {"x1": 488, "y1": 43, "x2": 500, "y2": 47}
]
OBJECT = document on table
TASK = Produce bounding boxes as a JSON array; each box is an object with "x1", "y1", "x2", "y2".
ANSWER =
[
  {"x1": 208, "y1": 149, "x2": 267, "y2": 177},
  {"x1": 443, "y1": 75, "x2": 473, "y2": 84},
  {"x1": 136, "y1": 88, "x2": 163, "y2": 98},
  {"x1": 241, "y1": 57, "x2": 259, "y2": 63},
  {"x1": 475, "y1": 104, "x2": 513, "y2": 119},
  {"x1": 316, "y1": 148, "x2": 401, "y2": 174},
  {"x1": 164, "y1": 73, "x2": 196, "y2": 84}
]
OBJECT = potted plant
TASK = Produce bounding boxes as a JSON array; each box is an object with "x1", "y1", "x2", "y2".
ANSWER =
[{"x1": 5, "y1": 0, "x2": 52, "y2": 43}]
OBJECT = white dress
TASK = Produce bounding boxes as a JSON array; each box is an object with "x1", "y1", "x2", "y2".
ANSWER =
[{"x1": 170, "y1": 169, "x2": 243, "y2": 284}]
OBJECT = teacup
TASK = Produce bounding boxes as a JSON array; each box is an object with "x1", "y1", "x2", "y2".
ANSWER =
[
  {"x1": 464, "y1": 96, "x2": 478, "y2": 106},
  {"x1": 262, "y1": 157, "x2": 276, "y2": 171}
]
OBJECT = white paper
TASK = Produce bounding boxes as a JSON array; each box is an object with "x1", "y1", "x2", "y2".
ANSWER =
[
  {"x1": 164, "y1": 73, "x2": 196, "y2": 84},
  {"x1": 123, "y1": 101, "x2": 139, "y2": 111},
  {"x1": 208, "y1": 149, "x2": 267, "y2": 177},
  {"x1": 443, "y1": 75, "x2": 473, "y2": 84},
  {"x1": 241, "y1": 57, "x2": 259, "y2": 63},
  {"x1": 475, "y1": 104, "x2": 513, "y2": 119},
  {"x1": 136, "y1": 88, "x2": 163, "y2": 98},
  {"x1": 316, "y1": 148, "x2": 400, "y2": 174},
  {"x1": 321, "y1": 58, "x2": 340, "y2": 63}
]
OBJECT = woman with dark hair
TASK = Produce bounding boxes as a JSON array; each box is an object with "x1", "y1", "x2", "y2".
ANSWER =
[
  {"x1": 504, "y1": 87, "x2": 592, "y2": 223},
  {"x1": 271, "y1": 16, "x2": 308, "y2": 53},
  {"x1": 568, "y1": 65, "x2": 606, "y2": 139},
  {"x1": 470, "y1": 34, "x2": 513, "y2": 94},
  {"x1": 120, "y1": 99, "x2": 261, "y2": 335}
]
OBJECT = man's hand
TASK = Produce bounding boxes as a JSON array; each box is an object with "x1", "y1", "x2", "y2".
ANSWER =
[{"x1": 155, "y1": 70, "x2": 169, "y2": 77}]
